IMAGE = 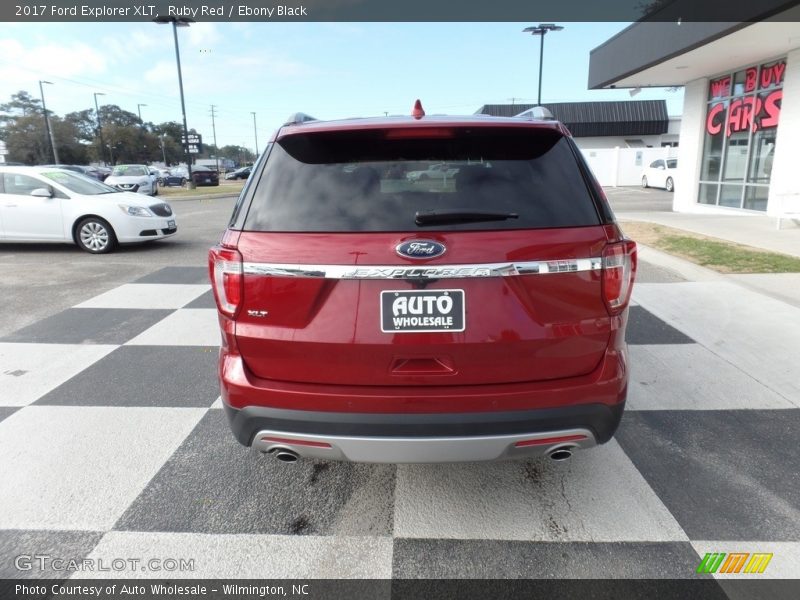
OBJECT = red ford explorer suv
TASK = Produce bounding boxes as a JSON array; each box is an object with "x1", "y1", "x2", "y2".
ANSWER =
[{"x1": 210, "y1": 102, "x2": 636, "y2": 464}]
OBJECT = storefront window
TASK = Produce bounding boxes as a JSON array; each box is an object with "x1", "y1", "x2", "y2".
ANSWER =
[
  {"x1": 698, "y1": 183, "x2": 719, "y2": 205},
  {"x1": 722, "y1": 133, "x2": 748, "y2": 182},
  {"x1": 743, "y1": 186, "x2": 769, "y2": 211},
  {"x1": 698, "y1": 58, "x2": 784, "y2": 212},
  {"x1": 747, "y1": 127, "x2": 776, "y2": 184},
  {"x1": 719, "y1": 184, "x2": 743, "y2": 208}
]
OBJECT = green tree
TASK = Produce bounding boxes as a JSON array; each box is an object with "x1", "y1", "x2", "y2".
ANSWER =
[
  {"x1": 2, "y1": 114, "x2": 49, "y2": 164},
  {"x1": 0, "y1": 90, "x2": 42, "y2": 122}
]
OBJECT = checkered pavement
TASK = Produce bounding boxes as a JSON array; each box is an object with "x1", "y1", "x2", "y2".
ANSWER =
[{"x1": 1, "y1": 263, "x2": 799, "y2": 581}]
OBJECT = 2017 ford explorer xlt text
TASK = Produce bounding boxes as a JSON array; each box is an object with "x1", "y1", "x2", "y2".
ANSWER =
[{"x1": 209, "y1": 102, "x2": 637, "y2": 464}]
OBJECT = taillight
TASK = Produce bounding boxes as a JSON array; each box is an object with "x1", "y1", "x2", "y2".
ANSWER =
[
  {"x1": 602, "y1": 240, "x2": 637, "y2": 315},
  {"x1": 209, "y1": 245, "x2": 243, "y2": 318}
]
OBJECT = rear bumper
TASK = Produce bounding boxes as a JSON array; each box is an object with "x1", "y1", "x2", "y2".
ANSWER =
[
  {"x1": 224, "y1": 401, "x2": 623, "y2": 463},
  {"x1": 219, "y1": 342, "x2": 627, "y2": 462}
]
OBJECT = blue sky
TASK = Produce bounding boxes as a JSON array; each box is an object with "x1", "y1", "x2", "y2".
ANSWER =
[{"x1": 0, "y1": 22, "x2": 683, "y2": 151}]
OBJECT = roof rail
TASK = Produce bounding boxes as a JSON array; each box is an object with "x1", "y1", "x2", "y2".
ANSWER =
[
  {"x1": 283, "y1": 112, "x2": 318, "y2": 126},
  {"x1": 514, "y1": 106, "x2": 555, "y2": 121}
]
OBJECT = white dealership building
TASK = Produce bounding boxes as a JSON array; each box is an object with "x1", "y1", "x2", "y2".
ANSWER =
[{"x1": 589, "y1": 6, "x2": 800, "y2": 217}]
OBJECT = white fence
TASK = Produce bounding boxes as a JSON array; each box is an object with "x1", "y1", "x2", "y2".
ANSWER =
[{"x1": 579, "y1": 147, "x2": 678, "y2": 187}]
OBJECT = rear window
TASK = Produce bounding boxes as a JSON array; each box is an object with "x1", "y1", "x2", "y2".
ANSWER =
[{"x1": 243, "y1": 127, "x2": 600, "y2": 232}]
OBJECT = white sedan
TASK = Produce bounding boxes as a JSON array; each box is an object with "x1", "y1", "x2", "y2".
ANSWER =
[
  {"x1": 641, "y1": 158, "x2": 677, "y2": 192},
  {"x1": 104, "y1": 164, "x2": 158, "y2": 196},
  {"x1": 0, "y1": 166, "x2": 177, "y2": 254}
]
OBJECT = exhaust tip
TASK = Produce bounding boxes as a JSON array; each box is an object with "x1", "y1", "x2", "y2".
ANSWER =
[
  {"x1": 547, "y1": 447, "x2": 574, "y2": 461},
  {"x1": 271, "y1": 448, "x2": 300, "y2": 463}
]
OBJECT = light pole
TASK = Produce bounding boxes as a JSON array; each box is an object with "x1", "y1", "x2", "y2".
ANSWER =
[
  {"x1": 522, "y1": 23, "x2": 564, "y2": 106},
  {"x1": 251, "y1": 112, "x2": 259, "y2": 156},
  {"x1": 137, "y1": 103, "x2": 148, "y2": 126},
  {"x1": 38, "y1": 80, "x2": 59, "y2": 164},
  {"x1": 93, "y1": 92, "x2": 107, "y2": 166},
  {"x1": 160, "y1": 134, "x2": 167, "y2": 165},
  {"x1": 154, "y1": 15, "x2": 195, "y2": 188}
]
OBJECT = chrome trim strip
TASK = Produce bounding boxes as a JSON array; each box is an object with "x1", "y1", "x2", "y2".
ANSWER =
[
  {"x1": 252, "y1": 428, "x2": 597, "y2": 463},
  {"x1": 243, "y1": 258, "x2": 602, "y2": 280}
]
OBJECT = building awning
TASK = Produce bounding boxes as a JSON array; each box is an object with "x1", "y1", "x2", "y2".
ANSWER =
[
  {"x1": 475, "y1": 100, "x2": 669, "y2": 137},
  {"x1": 588, "y1": 3, "x2": 800, "y2": 90}
]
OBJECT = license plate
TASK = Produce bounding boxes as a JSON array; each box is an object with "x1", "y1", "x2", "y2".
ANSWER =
[
  {"x1": 380, "y1": 290, "x2": 464, "y2": 333},
  {"x1": 167, "y1": 220, "x2": 176, "y2": 228}
]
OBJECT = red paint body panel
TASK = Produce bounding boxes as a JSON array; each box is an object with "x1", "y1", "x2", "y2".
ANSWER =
[
  {"x1": 219, "y1": 337, "x2": 627, "y2": 414},
  {"x1": 234, "y1": 228, "x2": 614, "y2": 386}
]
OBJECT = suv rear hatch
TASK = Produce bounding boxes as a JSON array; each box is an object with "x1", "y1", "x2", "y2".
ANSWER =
[{"x1": 216, "y1": 124, "x2": 633, "y2": 387}]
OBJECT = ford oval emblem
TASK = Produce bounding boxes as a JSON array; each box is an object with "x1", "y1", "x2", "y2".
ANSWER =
[{"x1": 396, "y1": 240, "x2": 446, "y2": 260}]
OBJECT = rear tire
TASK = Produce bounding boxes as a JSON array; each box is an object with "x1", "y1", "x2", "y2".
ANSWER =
[
  {"x1": 665, "y1": 177, "x2": 674, "y2": 193},
  {"x1": 641, "y1": 176, "x2": 648, "y2": 188},
  {"x1": 76, "y1": 217, "x2": 117, "y2": 254}
]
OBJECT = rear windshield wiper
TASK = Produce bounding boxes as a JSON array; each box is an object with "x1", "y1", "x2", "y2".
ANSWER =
[{"x1": 415, "y1": 209, "x2": 519, "y2": 226}]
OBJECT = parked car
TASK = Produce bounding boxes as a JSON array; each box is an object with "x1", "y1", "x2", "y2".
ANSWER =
[
  {"x1": 209, "y1": 103, "x2": 637, "y2": 464},
  {"x1": 95, "y1": 166, "x2": 112, "y2": 181},
  {"x1": 162, "y1": 168, "x2": 189, "y2": 187},
  {"x1": 41, "y1": 164, "x2": 105, "y2": 182},
  {"x1": 150, "y1": 167, "x2": 170, "y2": 186},
  {"x1": 104, "y1": 164, "x2": 158, "y2": 196},
  {"x1": 225, "y1": 166, "x2": 251, "y2": 180},
  {"x1": 641, "y1": 158, "x2": 677, "y2": 192},
  {"x1": 406, "y1": 162, "x2": 460, "y2": 182},
  {"x1": 0, "y1": 166, "x2": 177, "y2": 253},
  {"x1": 191, "y1": 165, "x2": 220, "y2": 186}
]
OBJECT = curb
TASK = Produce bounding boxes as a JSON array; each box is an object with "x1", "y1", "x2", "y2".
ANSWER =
[{"x1": 635, "y1": 244, "x2": 725, "y2": 282}]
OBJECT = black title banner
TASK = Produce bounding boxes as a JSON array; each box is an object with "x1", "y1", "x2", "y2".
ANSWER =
[
  {"x1": 3, "y1": 579, "x2": 800, "y2": 600},
  {"x1": 4, "y1": 0, "x2": 800, "y2": 22}
]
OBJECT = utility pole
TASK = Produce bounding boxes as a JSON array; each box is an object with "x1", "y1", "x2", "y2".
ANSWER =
[
  {"x1": 38, "y1": 80, "x2": 59, "y2": 164},
  {"x1": 137, "y1": 103, "x2": 148, "y2": 162},
  {"x1": 251, "y1": 111, "x2": 259, "y2": 156},
  {"x1": 93, "y1": 92, "x2": 107, "y2": 166},
  {"x1": 210, "y1": 104, "x2": 219, "y2": 174}
]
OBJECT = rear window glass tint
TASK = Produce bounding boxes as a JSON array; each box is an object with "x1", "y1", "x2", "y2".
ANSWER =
[{"x1": 243, "y1": 127, "x2": 600, "y2": 232}]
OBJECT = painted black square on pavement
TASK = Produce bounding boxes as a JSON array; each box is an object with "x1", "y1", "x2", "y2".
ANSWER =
[
  {"x1": 114, "y1": 410, "x2": 395, "y2": 536},
  {"x1": 626, "y1": 306, "x2": 694, "y2": 345},
  {"x1": 391, "y1": 540, "x2": 711, "y2": 579},
  {"x1": 0, "y1": 308, "x2": 173, "y2": 345},
  {"x1": 135, "y1": 267, "x2": 209, "y2": 285},
  {"x1": 34, "y1": 346, "x2": 219, "y2": 408},
  {"x1": 616, "y1": 410, "x2": 800, "y2": 541},
  {"x1": 0, "y1": 530, "x2": 103, "y2": 579},
  {"x1": 184, "y1": 289, "x2": 217, "y2": 309},
  {"x1": 0, "y1": 407, "x2": 19, "y2": 424}
]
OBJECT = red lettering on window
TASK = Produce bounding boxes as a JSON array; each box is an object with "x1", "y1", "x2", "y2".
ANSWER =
[
  {"x1": 727, "y1": 97, "x2": 763, "y2": 136},
  {"x1": 710, "y1": 77, "x2": 731, "y2": 98},
  {"x1": 760, "y1": 62, "x2": 787, "y2": 89},
  {"x1": 761, "y1": 90, "x2": 782, "y2": 129},
  {"x1": 745, "y1": 67, "x2": 758, "y2": 93},
  {"x1": 706, "y1": 103, "x2": 725, "y2": 135}
]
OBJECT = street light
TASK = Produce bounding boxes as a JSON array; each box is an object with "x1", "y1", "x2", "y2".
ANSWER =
[
  {"x1": 137, "y1": 103, "x2": 148, "y2": 125},
  {"x1": 93, "y1": 92, "x2": 107, "y2": 166},
  {"x1": 154, "y1": 15, "x2": 195, "y2": 188},
  {"x1": 251, "y1": 112, "x2": 259, "y2": 156},
  {"x1": 38, "y1": 80, "x2": 59, "y2": 164},
  {"x1": 522, "y1": 23, "x2": 564, "y2": 106}
]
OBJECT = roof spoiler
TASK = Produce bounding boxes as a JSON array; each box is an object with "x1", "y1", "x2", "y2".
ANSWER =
[
  {"x1": 514, "y1": 106, "x2": 555, "y2": 121},
  {"x1": 283, "y1": 112, "x2": 318, "y2": 126}
]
